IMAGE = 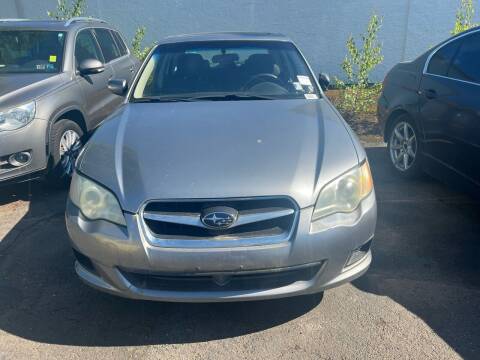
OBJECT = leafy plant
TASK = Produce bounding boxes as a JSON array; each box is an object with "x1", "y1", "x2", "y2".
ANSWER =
[
  {"x1": 452, "y1": 0, "x2": 478, "y2": 35},
  {"x1": 47, "y1": 0, "x2": 86, "y2": 20},
  {"x1": 131, "y1": 27, "x2": 156, "y2": 61},
  {"x1": 335, "y1": 13, "x2": 384, "y2": 117}
]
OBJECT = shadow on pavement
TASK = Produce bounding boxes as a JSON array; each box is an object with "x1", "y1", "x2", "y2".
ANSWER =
[
  {"x1": 0, "y1": 181, "x2": 321, "y2": 346},
  {"x1": 1, "y1": 148, "x2": 479, "y2": 354},
  {"x1": 354, "y1": 147, "x2": 480, "y2": 360}
]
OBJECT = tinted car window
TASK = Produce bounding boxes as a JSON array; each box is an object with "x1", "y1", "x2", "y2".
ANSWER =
[
  {"x1": 94, "y1": 28, "x2": 121, "y2": 62},
  {"x1": 448, "y1": 32, "x2": 480, "y2": 83},
  {"x1": 428, "y1": 39, "x2": 461, "y2": 76},
  {"x1": 75, "y1": 29, "x2": 103, "y2": 65},
  {"x1": 0, "y1": 30, "x2": 66, "y2": 73},
  {"x1": 112, "y1": 31, "x2": 128, "y2": 56}
]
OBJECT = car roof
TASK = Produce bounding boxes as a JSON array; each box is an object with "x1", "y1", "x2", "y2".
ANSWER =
[
  {"x1": 0, "y1": 18, "x2": 110, "y2": 31},
  {"x1": 456, "y1": 25, "x2": 480, "y2": 36},
  {"x1": 431, "y1": 25, "x2": 480, "y2": 50},
  {"x1": 158, "y1": 32, "x2": 292, "y2": 45}
]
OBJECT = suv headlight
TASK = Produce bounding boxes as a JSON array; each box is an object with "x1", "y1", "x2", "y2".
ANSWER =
[
  {"x1": 70, "y1": 172, "x2": 126, "y2": 226},
  {"x1": 0, "y1": 101, "x2": 36, "y2": 131},
  {"x1": 312, "y1": 161, "x2": 373, "y2": 221}
]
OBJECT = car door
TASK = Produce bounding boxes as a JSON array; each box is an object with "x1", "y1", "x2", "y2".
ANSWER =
[
  {"x1": 75, "y1": 28, "x2": 115, "y2": 129},
  {"x1": 111, "y1": 30, "x2": 138, "y2": 83},
  {"x1": 94, "y1": 28, "x2": 135, "y2": 108},
  {"x1": 419, "y1": 30, "x2": 480, "y2": 186}
]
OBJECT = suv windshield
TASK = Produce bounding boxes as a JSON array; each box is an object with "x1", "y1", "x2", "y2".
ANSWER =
[
  {"x1": 0, "y1": 30, "x2": 66, "y2": 74},
  {"x1": 132, "y1": 41, "x2": 320, "y2": 101}
]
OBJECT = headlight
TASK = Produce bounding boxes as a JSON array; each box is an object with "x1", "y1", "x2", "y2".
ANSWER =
[
  {"x1": 312, "y1": 161, "x2": 373, "y2": 221},
  {"x1": 0, "y1": 101, "x2": 36, "y2": 131},
  {"x1": 69, "y1": 172, "x2": 126, "y2": 226}
]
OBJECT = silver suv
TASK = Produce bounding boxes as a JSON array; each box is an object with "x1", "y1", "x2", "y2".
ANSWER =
[{"x1": 0, "y1": 18, "x2": 138, "y2": 185}]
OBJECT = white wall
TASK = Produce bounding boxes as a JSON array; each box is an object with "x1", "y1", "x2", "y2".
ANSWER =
[{"x1": 2, "y1": 0, "x2": 479, "y2": 81}]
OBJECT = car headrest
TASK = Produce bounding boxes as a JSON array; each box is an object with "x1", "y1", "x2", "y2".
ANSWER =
[
  {"x1": 244, "y1": 54, "x2": 276, "y2": 75},
  {"x1": 177, "y1": 53, "x2": 206, "y2": 75}
]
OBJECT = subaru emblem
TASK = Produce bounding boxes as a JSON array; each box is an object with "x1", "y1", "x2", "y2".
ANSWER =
[{"x1": 201, "y1": 206, "x2": 238, "y2": 229}]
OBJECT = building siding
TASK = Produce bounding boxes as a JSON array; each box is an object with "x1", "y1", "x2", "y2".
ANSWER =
[{"x1": 2, "y1": 0, "x2": 478, "y2": 81}]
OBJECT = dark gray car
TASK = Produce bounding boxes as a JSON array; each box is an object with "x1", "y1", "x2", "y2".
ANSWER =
[
  {"x1": 66, "y1": 33, "x2": 377, "y2": 302},
  {"x1": 378, "y1": 27, "x2": 480, "y2": 196},
  {"x1": 0, "y1": 18, "x2": 138, "y2": 185}
]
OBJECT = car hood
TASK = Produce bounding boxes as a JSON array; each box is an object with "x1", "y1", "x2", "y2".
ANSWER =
[
  {"x1": 79, "y1": 99, "x2": 360, "y2": 212},
  {"x1": 0, "y1": 73, "x2": 69, "y2": 110}
]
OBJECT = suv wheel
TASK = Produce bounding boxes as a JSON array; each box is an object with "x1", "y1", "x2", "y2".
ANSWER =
[
  {"x1": 387, "y1": 115, "x2": 422, "y2": 178},
  {"x1": 48, "y1": 119, "x2": 84, "y2": 187}
]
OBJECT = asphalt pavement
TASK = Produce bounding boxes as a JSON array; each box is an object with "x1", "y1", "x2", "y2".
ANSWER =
[{"x1": 0, "y1": 147, "x2": 479, "y2": 360}]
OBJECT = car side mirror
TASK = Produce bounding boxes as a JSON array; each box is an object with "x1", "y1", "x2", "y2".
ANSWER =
[
  {"x1": 318, "y1": 72, "x2": 331, "y2": 91},
  {"x1": 78, "y1": 59, "x2": 105, "y2": 75},
  {"x1": 108, "y1": 79, "x2": 128, "y2": 96}
]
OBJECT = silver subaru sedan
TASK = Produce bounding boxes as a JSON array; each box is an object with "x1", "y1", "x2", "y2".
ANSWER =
[{"x1": 66, "y1": 32, "x2": 377, "y2": 302}]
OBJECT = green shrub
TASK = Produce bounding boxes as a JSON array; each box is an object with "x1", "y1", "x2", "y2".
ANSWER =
[
  {"x1": 131, "y1": 27, "x2": 156, "y2": 61},
  {"x1": 47, "y1": 0, "x2": 86, "y2": 20},
  {"x1": 335, "y1": 13, "x2": 383, "y2": 117},
  {"x1": 452, "y1": 0, "x2": 478, "y2": 35}
]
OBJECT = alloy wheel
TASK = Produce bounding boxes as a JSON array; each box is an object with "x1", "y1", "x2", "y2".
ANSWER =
[
  {"x1": 59, "y1": 129, "x2": 82, "y2": 177},
  {"x1": 389, "y1": 121, "x2": 417, "y2": 172}
]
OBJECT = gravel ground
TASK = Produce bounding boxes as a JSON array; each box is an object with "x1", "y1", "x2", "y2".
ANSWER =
[{"x1": 0, "y1": 147, "x2": 479, "y2": 360}]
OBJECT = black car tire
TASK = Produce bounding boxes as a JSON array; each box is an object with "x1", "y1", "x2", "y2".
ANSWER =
[
  {"x1": 47, "y1": 119, "x2": 84, "y2": 188},
  {"x1": 386, "y1": 114, "x2": 423, "y2": 179}
]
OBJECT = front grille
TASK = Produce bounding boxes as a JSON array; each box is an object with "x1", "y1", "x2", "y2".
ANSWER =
[
  {"x1": 141, "y1": 197, "x2": 298, "y2": 246},
  {"x1": 121, "y1": 263, "x2": 322, "y2": 292}
]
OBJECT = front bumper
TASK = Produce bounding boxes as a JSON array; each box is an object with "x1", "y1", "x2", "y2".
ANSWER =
[
  {"x1": 66, "y1": 191, "x2": 377, "y2": 302},
  {"x1": 0, "y1": 119, "x2": 49, "y2": 183}
]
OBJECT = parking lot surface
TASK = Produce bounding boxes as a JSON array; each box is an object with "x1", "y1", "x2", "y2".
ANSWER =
[{"x1": 0, "y1": 147, "x2": 479, "y2": 360}]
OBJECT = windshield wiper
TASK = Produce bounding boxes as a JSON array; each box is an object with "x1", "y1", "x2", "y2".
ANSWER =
[
  {"x1": 187, "y1": 93, "x2": 277, "y2": 101},
  {"x1": 131, "y1": 93, "x2": 278, "y2": 103},
  {"x1": 131, "y1": 96, "x2": 197, "y2": 103}
]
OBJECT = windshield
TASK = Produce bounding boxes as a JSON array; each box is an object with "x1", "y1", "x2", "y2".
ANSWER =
[
  {"x1": 132, "y1": 41, "x2": 320, "y2": 101},
  {"x1": 0, "y1": 30, "x2": 66, "y2": 74}
]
